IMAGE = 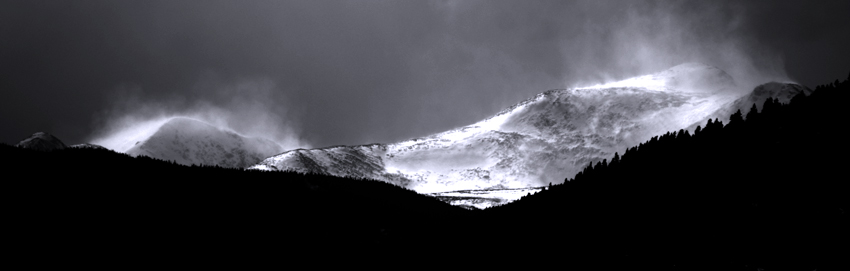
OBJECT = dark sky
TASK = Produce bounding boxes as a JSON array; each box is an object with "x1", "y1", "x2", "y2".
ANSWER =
[{"x1": 2, "y1": 0, "x2": 848, "y2": 149}]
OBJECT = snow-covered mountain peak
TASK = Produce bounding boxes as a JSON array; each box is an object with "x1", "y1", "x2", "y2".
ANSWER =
[
  {"x1": 16, "y1": 132, "x2": 67, "y2": 151},
  {"x1": 465, "y1": 63, "x2": 741, "y2": 139},
  {"x1": 125, "y1": 117, "x2": 284, "y2": 168}
]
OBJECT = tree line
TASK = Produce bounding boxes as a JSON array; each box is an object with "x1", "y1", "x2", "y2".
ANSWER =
[{"x1": 481, "y1": 75, "x2": 849, "y2": 270}]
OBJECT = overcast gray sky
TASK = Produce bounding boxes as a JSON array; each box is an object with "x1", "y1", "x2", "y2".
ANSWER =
[{"x1": 2, "y1": 0, "x2": 848, "y2": 148}]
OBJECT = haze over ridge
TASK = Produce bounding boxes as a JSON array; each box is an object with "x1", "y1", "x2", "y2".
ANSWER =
[{"x1": 3, "y1": 0, "x2": 848, "y2": 149}]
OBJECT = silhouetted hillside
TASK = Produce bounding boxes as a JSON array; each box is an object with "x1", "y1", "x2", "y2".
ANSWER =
[
  {"x1": 0, "y1": 143, "x2": 470, "y2": 264},
  {"x1": 483, "y1": 75, "x2": 849, "y2": 270}
]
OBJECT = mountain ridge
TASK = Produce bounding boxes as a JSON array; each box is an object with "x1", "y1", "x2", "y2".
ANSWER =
[
  {"x1": 16, "y1": 132, "x2": 67, "y2": 151},
  {"x1": 251, "y1": 63, "x2": 791, "y2": 198}
]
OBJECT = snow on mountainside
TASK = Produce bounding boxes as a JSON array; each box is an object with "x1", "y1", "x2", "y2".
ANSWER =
[
  {"x1": 250, "y1": 63, "x2": 806, "y2": 201},
  {"x1": 70, "y1": 143, "x2": 108, "y2": 150},
  {"x1": 125, "y1": 117, "x2": 284, "y2": 168},
  {"x1": 16, "y1": 132, "x2": 67, "y2": 151}
]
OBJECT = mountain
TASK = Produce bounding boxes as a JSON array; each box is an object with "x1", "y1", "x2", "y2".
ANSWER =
[
  {"x1": 251, "y1": 63, "x2": 806, "y2": 197},
  {"x1": 124, "y1": 117, "x2": 284, "y2": 168},
  {"x1": 16, "y1": 132, "x2": 67, "y2": 151}
]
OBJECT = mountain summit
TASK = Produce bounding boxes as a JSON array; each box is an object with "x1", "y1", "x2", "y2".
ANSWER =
[
  {"x1": 125, "y1": 117, "x2": 283, "y2": 168},
  {"x1": 16, "y1": 132, "x2": 67, "y2": 151}
]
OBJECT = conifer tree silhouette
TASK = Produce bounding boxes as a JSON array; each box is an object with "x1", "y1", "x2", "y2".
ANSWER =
[{"x1": 746, "y1": 103, "x2": 759, "y2": 121}]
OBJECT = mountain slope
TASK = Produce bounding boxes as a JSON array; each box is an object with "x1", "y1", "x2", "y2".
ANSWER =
[
  {"x1": 251, "y1": 63, "x2": 805, "y2": 195},
  {"x1": 125, "y1": 117, "x2": 283, "y2": 168},
  {"x1": 478, "y1": 77, "x2": 849, "y2": 269},
  {"x1": 686, "y1": 81, "x2": 811, "y2": 131}
]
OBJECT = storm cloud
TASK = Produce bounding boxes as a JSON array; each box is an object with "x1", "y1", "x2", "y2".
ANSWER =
[{"x1": 1, "y1": 0, "x2": 848, "y2": 148}]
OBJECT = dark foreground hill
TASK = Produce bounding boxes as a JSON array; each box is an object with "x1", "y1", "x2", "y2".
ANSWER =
[
  {"x1": 482, "y1": 75, "x2": 849, "y2": 270},
  {"x1": 1, "y1": 144, "x2": 475, "y2": 266},
  {"x1": 2, "y1": 75, "x2": 848, "y2": 269}
]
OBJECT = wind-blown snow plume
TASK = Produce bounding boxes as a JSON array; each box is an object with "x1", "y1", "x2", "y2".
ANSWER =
[
  {"x1": 560, "y1": 0, "x2": 790, "y2": 91},
  {"x1": 434, "y1": 0, "x2": 790, "y2": 94},
  {"x1": 89, "y1": 77, "x2": 308, "y2": 155}
]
